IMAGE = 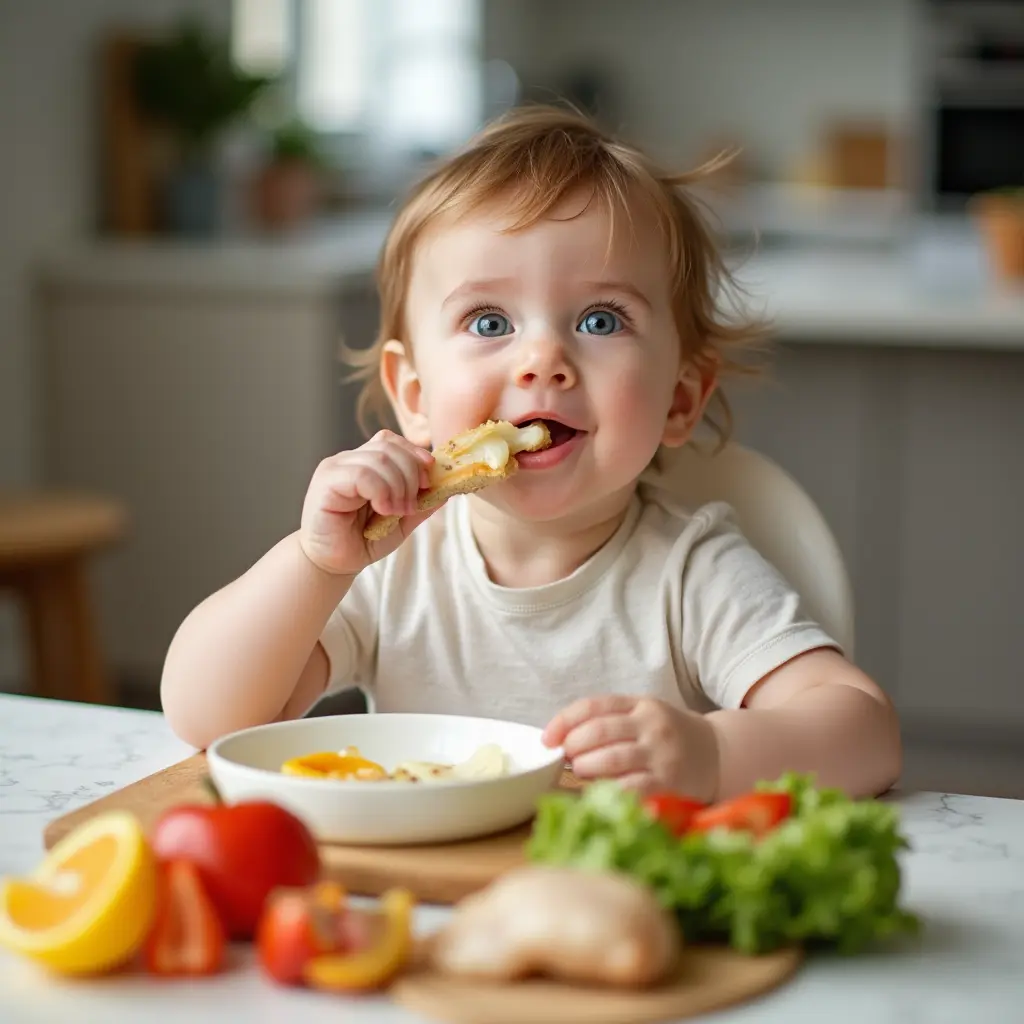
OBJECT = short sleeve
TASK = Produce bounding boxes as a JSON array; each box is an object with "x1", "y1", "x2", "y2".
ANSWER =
[
  {"x1": 319, "y1": 563, "x2": 381, "y2": 697},
  {"x1": 680, "y1": 503, "x2": 839, "y2": 709}
]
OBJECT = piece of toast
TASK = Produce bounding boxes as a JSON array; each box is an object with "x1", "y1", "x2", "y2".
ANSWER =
[{"x1": 362, "y1": 420, "x2": 551, "y2": 541}]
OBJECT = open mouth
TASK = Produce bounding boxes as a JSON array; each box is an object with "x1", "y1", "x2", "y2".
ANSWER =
[{"x1": 517, "y1": 418, "x2": 581, "y2": 449}]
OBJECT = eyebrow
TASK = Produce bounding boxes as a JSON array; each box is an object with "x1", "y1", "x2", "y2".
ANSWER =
[
  {"x1": 442, "y1": 278, "x2": 653, "y2": 311},
  {"x1": 441, "y1": 279, "x2": 518, "y2": 309},
  {"x1": 580, "y1": 281, "x2": 652, "y2": 311}
]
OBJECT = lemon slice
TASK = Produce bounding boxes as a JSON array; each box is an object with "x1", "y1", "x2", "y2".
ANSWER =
[{"x1": 0, "y1": 810, "x2": 158, "y2": 975}]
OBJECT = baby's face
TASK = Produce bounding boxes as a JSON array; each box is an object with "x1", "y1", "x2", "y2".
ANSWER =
[{"x1": 392, "y1": 192, "x2": 704, "y2": 523}]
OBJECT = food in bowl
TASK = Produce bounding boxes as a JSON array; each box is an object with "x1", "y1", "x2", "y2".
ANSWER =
[
  {"x1": 207, "y1": 714, "x2": 565, "y2": 844},
  {"x1": 280, "y1": 742, "x2": 509, "y2": 783}
]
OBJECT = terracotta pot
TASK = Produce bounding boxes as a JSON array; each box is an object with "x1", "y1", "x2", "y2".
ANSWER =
[
  {"x1": 972, "y1": 194, "x2": 1024, "y2": 283},
  {"x1": 251, "y1": 160, "x2": 321, "y2": 232}
]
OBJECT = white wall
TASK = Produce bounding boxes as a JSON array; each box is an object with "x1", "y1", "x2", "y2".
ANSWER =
[
  {"x1": 0, "y1": 0, "x2": 230, "y2": 688},
  {"x1": 501, "y1": 0, "x2": 920, "y2": 176}
]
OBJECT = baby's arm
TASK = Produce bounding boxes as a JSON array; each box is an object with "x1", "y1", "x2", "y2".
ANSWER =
[
  {"x1": 706, "y1": 648, "x2": 901, "y2": 799},
  {"x1": 546, "y1": 506, "x2": 902, "y2": 801},
  {"x1": 161, "y1": 429, "x2": 437, "y2": 750},
  {"x1": 160, "y1": 532, "x2": 352, "y2": 750}
]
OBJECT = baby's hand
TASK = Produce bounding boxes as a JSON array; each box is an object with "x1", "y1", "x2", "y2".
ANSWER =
[
  {"x1": 542, "y1": 695, "x2": 720, "y2": 801},
  {"x1": 299, "y1": 430, "x2": 437, "y2": 576}
]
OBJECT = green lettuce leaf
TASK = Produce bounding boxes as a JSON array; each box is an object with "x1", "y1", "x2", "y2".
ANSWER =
[{"x1": 526, "y1": 772, "x2": 920, "y2": 954}]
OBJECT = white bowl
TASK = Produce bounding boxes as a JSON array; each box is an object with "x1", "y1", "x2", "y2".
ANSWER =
[{"x1": 206, "y1": 713, "x2": 565, "y2": 845}]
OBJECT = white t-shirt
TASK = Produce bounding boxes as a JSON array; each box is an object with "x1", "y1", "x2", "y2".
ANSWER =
[{"x1": 317, "y1": 477, "x2": 838, "y2": 727}]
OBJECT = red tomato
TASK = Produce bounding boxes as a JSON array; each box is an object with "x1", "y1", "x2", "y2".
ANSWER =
[
  {"x1": 150, "y1": 798, "x2": 320, "y2": 940},
  {"x1": 689, "y1": 792, "x2": 793, "y2": 837},
  {"x1": 144, "y1": 860, "x2": 226, "y2": 977},
  {"x1": 256, "y1": 882, "x2": 347, "y2": 986},
  {"x1": 642, "y1": 793, "x2": 707, "y2": 836},
  {"x1": 256, "y1": 882, "x2": 384, "y2": 987}
]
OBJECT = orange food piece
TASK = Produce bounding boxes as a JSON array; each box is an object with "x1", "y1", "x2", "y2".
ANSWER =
[
  {"x1": 303, "y1": 888, "x2": 414, "y2": 991},
  {"x1": 281, "y1": 750, "x2": 387, "y2": 780},
  {"x1": 256, "y1": 881, "x2": 348, "y2": 985}
]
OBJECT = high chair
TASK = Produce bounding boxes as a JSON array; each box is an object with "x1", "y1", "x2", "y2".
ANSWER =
[{"x1": 658, "y1": 443, "x2": 855, "y2": 657}]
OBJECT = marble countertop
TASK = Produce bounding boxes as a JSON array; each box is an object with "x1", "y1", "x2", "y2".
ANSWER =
[
  {"x1": 3, "y1": 693, "x2": 1024, "y2": 1023},
  {"x1": 36, "y1": 214, "x2": 1024, "y2": 348}
]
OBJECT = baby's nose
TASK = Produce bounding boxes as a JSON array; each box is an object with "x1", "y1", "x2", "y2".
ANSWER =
[{"x1": 513, "y1": 336, "x2": 577, "y2": 389}]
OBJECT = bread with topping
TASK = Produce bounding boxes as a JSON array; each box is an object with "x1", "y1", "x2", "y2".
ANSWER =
[{"x1": 362, "y1": 420, "x2": 551, "y2": 541}]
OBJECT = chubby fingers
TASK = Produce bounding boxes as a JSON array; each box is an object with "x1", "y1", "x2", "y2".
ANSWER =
[
  {"x1": 320, "y1": 431, "x2": 432, "y2": 518},
  {"x1": 341, "y1": 451, "x2": 419, "y2": 516},
  {"x1": 541, "y1": 694, "x2": 639, "y2": 748},
  {"x1": 560, "y1": 713, "x2": 637, "y2": 761},
  {"x1": 362, "y1": 431, "x2": 433, "y2": 514},
  {"x1": 571, "y1": 739, "x2": 650, "y2": 782}
]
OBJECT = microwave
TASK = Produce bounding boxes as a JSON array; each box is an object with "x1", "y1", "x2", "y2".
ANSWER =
[{"x1": 923, "y1": 1, "x2": 1024, "y2": 206}]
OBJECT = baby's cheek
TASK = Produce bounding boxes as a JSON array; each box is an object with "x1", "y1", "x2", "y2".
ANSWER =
[
  {"x1": 422, "y1": 373, "x2": 502, "y2": 440},
  {"x1": 602, "y1": 367, "x2": 671, "y2": 436}
]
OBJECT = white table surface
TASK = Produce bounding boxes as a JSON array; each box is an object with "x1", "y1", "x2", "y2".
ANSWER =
[{"x1": 2, "y1": 693, "x2": 1023, "y2": 1023}]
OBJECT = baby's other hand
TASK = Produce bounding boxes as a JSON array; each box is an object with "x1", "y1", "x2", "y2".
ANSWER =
[
  {"x1": 542, "y1": 695, "x2": 720, "y2": 802},
  {"x1": 299, "y1": 430, "x2": 437, "y2": 577}
]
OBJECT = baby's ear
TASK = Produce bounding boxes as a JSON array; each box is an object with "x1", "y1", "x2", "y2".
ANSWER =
[
  {"x1": 661, "y1": 361, "x2": 717, "y2": 448},
  {"x1": 381, "y1": 340, "x2": 431, "y2": 446}
]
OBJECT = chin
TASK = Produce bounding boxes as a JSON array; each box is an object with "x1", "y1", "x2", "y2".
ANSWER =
[
  {"x1": 476, "y1": 487, "x2": 576, "y2": 524},
  {"x1": 486, "y1": 480, "x2": 632, "y2": 526}
]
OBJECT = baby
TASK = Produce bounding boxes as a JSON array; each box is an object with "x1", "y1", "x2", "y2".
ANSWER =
[{"x1": 161, "y1": 106, "x2": 901, "y2": 802}]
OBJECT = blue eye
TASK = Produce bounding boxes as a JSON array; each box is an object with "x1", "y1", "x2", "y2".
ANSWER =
[
  {"x1": 577, "y1": 309, "x2": 622, "y2": 336},
  {"x1": 469, "y1": 312, "x2": 512, "y2": 338}
]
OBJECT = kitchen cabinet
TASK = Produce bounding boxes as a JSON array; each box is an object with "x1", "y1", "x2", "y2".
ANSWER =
[
  {"x1": 37, "y1": 234, "x2": 381, "y2": 688},
  {"x1": 731, "y1": 342, "x2": 1024, "y2": 736}
]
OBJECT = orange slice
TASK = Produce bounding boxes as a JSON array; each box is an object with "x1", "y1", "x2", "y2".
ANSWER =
[
  {"x1": 0, "y1": 810, "x2": 158, "y2": 974},
  {"x1": 281, "y1": 750, "x2": 387, "y2": 780}
]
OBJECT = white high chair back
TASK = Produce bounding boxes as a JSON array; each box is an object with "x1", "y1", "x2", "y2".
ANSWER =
[{"x1": 655, "y1": 443, "x2": 855, "y2": 657}]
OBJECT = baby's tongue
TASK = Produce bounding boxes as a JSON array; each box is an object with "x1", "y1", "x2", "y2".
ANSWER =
[{"x1": 545, "y1": 421, "x2": 576, "y2": 446}]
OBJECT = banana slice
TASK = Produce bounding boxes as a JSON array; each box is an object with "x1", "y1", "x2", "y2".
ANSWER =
[{"x1": 449, "y1": 743, "x2": 508, "y2": 780}]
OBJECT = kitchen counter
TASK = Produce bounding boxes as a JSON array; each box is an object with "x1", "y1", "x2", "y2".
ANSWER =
[
  {"x1": 2, "y1": 695, "x2": 1024, "y2": 1022},
  {"x1": 37, "y1": 215, "x2": 1024, "y2": 348}
]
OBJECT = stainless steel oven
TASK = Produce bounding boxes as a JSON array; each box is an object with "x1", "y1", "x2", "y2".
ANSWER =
[{"x1": 923, "y1": 1, "x2": 1024, "y2": 207}]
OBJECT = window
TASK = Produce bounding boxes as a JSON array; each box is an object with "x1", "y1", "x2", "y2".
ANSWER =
[{"x1": 232, "y1": 0, "x2": 484, "y2": 157}]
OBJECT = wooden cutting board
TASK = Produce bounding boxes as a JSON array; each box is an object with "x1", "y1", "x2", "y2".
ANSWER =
[
  {"x1": 392, "y1": 945, "x2": 803, "y2": 1024},
  {"x1": 43, "y1": 754, "x2": 577, "y2": 904}
]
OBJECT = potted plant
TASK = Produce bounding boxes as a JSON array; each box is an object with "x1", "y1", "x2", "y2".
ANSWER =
[
  {"x1": 971, "y1": 187, "x2": 1024, "y2": 283},
  {"x1": 134, "y1": 18, "x2": 274, "y2": 236},
  {"x1": 251, "y1": 119, "x2": 329, "y2": 233}
]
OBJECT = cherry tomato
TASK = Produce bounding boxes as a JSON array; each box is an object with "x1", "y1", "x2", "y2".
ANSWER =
[
  {"x1": 256, "y1": 882, "x2": 348, "y2": 986},
  {"x1": 689, "y1": 792, "x2": 793, "y2": 837},
  {"x1": 642, "y1": 793, "x2": 707, "y2": 836},
  {"x1": 303, "y1": 889, "x2": 413, "y2": 993},
  {"x1": 150, "y1": 795, "x2": 320, "y2": 940},
  {"x1": 257, "y1": 882, "x2": 397, "y2": 989}
]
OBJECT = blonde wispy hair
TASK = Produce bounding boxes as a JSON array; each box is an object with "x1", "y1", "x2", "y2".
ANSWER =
[{"x1": 344, "y1": 104, "x2": 767, "y2": 446}]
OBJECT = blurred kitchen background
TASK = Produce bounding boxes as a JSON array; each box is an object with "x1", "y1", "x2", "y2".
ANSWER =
[{"x1": 1, "y1": 0, "x2": 1023, "y2": 796}]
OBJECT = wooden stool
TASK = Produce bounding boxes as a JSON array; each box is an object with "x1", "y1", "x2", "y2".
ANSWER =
[{"x1": 0, "y1": 493, "x2": 127, "y2": 705}]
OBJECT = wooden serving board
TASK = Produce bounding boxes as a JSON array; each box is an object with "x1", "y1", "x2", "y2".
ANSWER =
[
  {"x1": 43, "y1": 754, "x2": 577, "y2": 904},
  {"x1": 392, "y1": 945, "x2": 803, "y2": 1024}
]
